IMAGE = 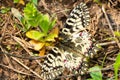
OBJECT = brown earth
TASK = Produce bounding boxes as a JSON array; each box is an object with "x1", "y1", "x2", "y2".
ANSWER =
[{"x1": 0, "y1": 0, "x2": 120, "y2": 80}]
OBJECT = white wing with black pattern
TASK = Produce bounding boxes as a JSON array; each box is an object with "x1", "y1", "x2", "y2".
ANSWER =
[{"x1": 40, "y1": 2, "x2": 96, "y2": 80}]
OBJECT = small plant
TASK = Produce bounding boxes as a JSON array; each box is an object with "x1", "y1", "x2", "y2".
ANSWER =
[
  {"x1": 114, "y1": 31, "x2": 120, "y2": 39},
  {"x1": 13, "y1": 0, "x2": 25, "y2": 5},
  {"x1": 23, "y1": 2, "x2": 57, "y2": 39},
  {"x1": 114, "y1": 31, "x2": 120, "y2": 37},
  {"x1": 13, "y1": 1, "x2": 57, "y2": 56},
  {"x1": 0, "y1": 7, "x2": 10, "y2": 14},
  {"x1": 93, "y1": 0, "x2": 102, "y2": 5},
  {"x1": 87, "y1": 66, "x2": 102, "y2": 80},
  {"x1": 114, "y1": 53, "x2": 120, "y2": 80},
  {"x1": 24, "y1": 2, "x2": 57, "y2": 55}
]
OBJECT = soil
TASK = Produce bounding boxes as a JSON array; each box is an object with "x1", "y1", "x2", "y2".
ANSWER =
[{"x1": 0, "y1": 0, "x2": 120, "y2": 80}]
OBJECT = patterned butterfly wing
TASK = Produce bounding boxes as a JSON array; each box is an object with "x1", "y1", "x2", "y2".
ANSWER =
[
  {"x1": 41, "y1": 45, "x2": 88, "y2": 80},
  {"x1": 40, "y1": 2, "x2": 94, "y2": 80},
  {"x1": 40, "y1": 47, "x2": 64, "y2": 79},
  {"x1": 61, "y1": 2, "x2": 90, "y2": 35},
  {"x1": 60, "y1": 2, "x2": 95, "y2": 58}
]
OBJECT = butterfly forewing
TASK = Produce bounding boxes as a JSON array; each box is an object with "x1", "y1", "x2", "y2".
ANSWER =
[{"x1": 62, "y1": 2, "x2": 90, "y2": 35}]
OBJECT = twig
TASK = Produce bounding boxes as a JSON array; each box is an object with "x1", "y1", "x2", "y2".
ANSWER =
[
  {"x1": 12, "y1": 36, "x2": 33, "y2": 55},
  {"x1": 55, "y1": 65, "x2": 113, "y2": 79},
  {"x1": 102, "y1": 5, "x2": 120, "y2": 48},
  {"x1": 11, "y1": 57, "x2": 44, "y2": 79},
  {"x1": 0, "y1": 63, "x2": 33, "y2": 76},
  {"x1": 98, "y1": 41, "x2": 116, "y2": 46},
  {"x1": 0, "y1": 17, "x2": 8, "y2": 43},
  {"x1": 40, "y1": 0, "x2": 51, "y2": 13},
  {"x1": 0, "y1": 51, "x2": 46, "y2": 60},
  {"x1": 106, "y1": 57, "x2": 116, "y2": 61},
  {"x1": 0, "y1": 44, "x2": 44, "y2": 79},
  {"x1": 12, "y1": 36, "x2": 43, "y2": 66},
  {"x1": 108, "y1": 73, "x2": 120, "y2": 80},
  {"x1": 0, "y1": 45, "x2": 46, "y2": 60}
]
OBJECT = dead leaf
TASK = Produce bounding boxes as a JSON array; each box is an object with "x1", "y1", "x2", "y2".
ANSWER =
[
  {"x1": 29, "y1": 40, "x2": 45, "y2": 51},
  {"x1": 39, "y1": 47, "x2": 45, "y2": 56}
]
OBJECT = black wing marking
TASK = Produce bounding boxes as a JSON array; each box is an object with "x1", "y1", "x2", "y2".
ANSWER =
[
  {"x1": 41, "y1": 45, "x2": 89, "y2": 79},
  {"x1": 62, "y1": 2, "x2": 90, "y2": 35},
  {"x1": 40, "y1": 47, "x2": 64, "y2": 79},
  {"x1": 60, "y1": 2, "x2": 97, "y2": 58}
]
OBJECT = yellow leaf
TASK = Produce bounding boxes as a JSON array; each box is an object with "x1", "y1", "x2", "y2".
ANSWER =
[
  {"x1": 44, "y1": 26, "x2": 59, "y2": 42},
  {"x1": 45, "y1": 42, "x2": 54, "y2": 47},
  {"x1": 50, "y1": 26, "x2": 59, "y2": 37},
  {"x1": 39, "y1": 47, "x2": 45, "y2": 56},
  {"x1": 26, "y1": 30, "x2": 46, "y2": 41},
  {"x1": 29, "y1": 40, "x2": 45, "y2": 51},
  {"x1": 19, "y1": 0, "x2": 25, "y2": 5},
  {"x1": 45, "y1": 33, "x2": 57, "y2": 42}
]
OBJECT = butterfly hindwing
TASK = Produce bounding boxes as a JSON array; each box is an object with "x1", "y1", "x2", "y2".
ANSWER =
[{"x1": 41, "y1": 47, "x2": 64, "y2": 79}]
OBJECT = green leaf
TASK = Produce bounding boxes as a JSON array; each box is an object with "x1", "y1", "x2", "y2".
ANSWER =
[
  {"x1": 45, "y1": 33, "x2": 57, "y2": 42},
  {"x1": 23, "y1": 3, "x2": 41, "y2": 27},
  {"x1": 114, "y1": 53, "x2": 120, "y2": 80},
  {"x1": 13, "y1": 0, "x2": 19, "y2": 3},
  {"x1": 114, "y1": 31, "x2": 120, "y2": 37},
  {"x1": 93, "y1": 0, "x2": 100, "y2": 3},
  {"x1": 0, "y1": 17, "x2": 3, "y2": 22},
  {"x1": 0, "y1": 7, "x2": 10, "y2": 14},
  {"x1": 20, "y1": 17, "x2": 31, "y2": 32},
  {"x1": 26, "y1": 14, "x2": 41, "y2": 27},
  {"x1": 26, "y1": 30, "x2": 46, "y2": 40},
  {"x1": 24, "y1": 3, "x2": 37, "y2": 15},
  {"x1": 39, "y1": 14, "x2": 56, "y2": 33},
  {"x1": 49, "y1": 18, "x2": 56, "y2": 31},
  {"x1": 11, "y1": 8, "x2": 22, "y2": 21},
  {"x1": 22, "y1": 2, "x2": 56, "y2": 33},
  {"x1": 87, "y1": 79, "x2": 93, "y2": 80},
  {"x1": 39, "y1": 14, "x2": 50, "y2": 33},
  {"x1": 30, "y1": 0, "x2": 38, "y2": 5},
  {"x1": 89, "y1": 66, "x2": 102, "y2": 80},
  {"x1": 93, "y1": 0, "x2": 102, "y2": 5}
]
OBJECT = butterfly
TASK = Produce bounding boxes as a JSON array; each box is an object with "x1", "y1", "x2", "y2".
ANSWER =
[{"x1": 40, "y1": 2, "x2": 97, "y2": 80}]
